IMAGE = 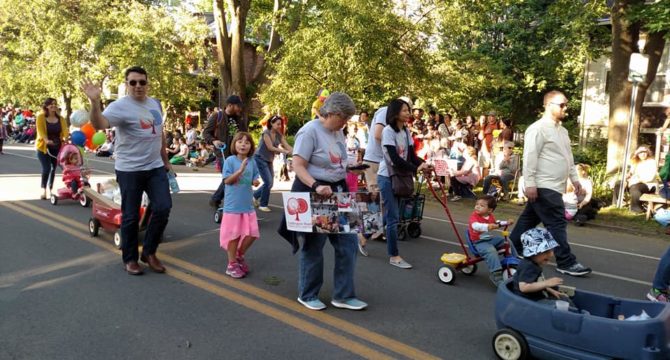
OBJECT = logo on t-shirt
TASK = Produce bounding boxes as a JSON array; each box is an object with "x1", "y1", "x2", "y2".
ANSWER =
[
  {"x1": 138, "y1": 108, "x2": 163, "y2": 135},
  {"x1": 329, "y1": 142, "x2": 346, "y2": 167}
]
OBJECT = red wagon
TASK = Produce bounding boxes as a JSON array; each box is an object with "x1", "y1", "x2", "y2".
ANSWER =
[{"x1": 84, "y1": 184, "x2": 150, "y2": 249}]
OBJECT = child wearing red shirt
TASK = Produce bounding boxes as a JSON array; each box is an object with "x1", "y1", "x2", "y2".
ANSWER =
[{"x1": 468, "y1": 195, "x2": 515, "y2": 286}]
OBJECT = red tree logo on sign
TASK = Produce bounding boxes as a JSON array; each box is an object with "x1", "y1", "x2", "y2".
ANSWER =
[{"x1": 287, "y1": 197, "x2": 309, "y2": 221}]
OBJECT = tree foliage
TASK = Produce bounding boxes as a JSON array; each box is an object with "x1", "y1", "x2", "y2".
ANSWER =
[{"x1": 0, "y1": 0, "x2": 212, "y2": 125}]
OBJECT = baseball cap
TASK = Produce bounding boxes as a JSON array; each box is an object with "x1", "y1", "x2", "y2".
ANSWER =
[
  {"x1": 226, "y1": 95, "x2": 243, "y2": 105},
  {"x1": 398, "y1": 96, "x2": 413, "y2": 110}
]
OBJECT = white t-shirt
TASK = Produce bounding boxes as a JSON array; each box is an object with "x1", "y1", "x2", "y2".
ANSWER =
[
  {"x1": 185, "y1": 129, "x2": 197, "y2": 146},
  {"x1": 293, "y1": 119, "x2": 347, "y2": 183},
  {"x1": 363, "y1": 107, "x2": 388, "y2": 163},
  {"x1": 102, "y1": 96, "x2": 164, "y2": 171},
  {"x1": 378, "y1": 125, "x2": 410, "y2": 177}
]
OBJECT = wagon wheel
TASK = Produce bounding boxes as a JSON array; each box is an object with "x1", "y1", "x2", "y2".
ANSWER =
[
  {"x1": 88, "y1": 218, "x2": 100, "y2": 237},
  {"x1": 492, "y1": 328, "x2": 528, "y2": 360},
  {"x1": 113, "y1": 231, "x2": 122, "y2": 249},
  {"x1": 437, "y1": 265, "x2": 456, "y2": 284}
]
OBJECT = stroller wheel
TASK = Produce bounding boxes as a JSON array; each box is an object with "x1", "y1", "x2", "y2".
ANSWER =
[
  {"x1": 79, "y1": 193, "x2": 90, "y2": 207},
  {"x1": 398, "y1": 226, "x2": 408, "y2": 241},
  {"x1": 407, "y1": 222, "x2": 422, "y2": 238},
  {"x1": 437, "y1": 265, "x2": 456, "y2": 284},
  {"x1": 50, "y1": 194, "x2": 58, "y2": 205},
  {"x1": 89, "y1": 218, "x2": 100, "y2": 237}
]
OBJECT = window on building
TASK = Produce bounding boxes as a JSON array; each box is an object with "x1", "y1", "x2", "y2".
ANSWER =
[{"x1": 644, "y1": 74, "x2": 666, "y2": 104}]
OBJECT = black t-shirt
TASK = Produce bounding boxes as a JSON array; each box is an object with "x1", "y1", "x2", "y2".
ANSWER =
[{"x1": 512, "y1": 258, "x2": 547, "y2": 301}]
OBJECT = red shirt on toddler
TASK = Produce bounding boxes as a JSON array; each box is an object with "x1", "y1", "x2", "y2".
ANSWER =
[{"x1": 468, "y1": 211, "x2": 497, "y2": 242}]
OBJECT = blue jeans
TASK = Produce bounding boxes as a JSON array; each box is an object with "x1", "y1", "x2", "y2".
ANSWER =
[
  {"x1": 299, "y1": 233, "x2": 357, "y2": 301},
  {"x1": 37, "y1": 149, "x2": 59, "y2": 189},
  {"x1": 253, "y1": 156, "x2": 274, "y2": 207},
  {"x1": 483, "y1": 174, "x2": 515, "y2": 196},
  {"x1": 510, "y1": 188, "x2": 576, "y2": 268},
  {"x1": 652, "y1": 246, "x2": 670, "y2": 290},
  {"x1": 474, "y1": 236, "x2": 517, "y2": 273},
  {"x1": 378, "y1": 175, "x2": 400, "y2": 257},
  {"x1": 116, "y1": 167, "x2": 172, "y2": 264}
]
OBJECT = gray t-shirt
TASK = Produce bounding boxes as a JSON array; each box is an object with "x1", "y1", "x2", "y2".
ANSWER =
[
  {"x1": 378, "y1": 125, "x2": 410, "y2": 177},
  {"x1": 363, "y1": 106, "x2": 387, "y2": 163},
  {"x1": 103, "y1": 96, "x2": 164, "y2": 172},
  {"x1": 293, "y1": 119, "x2": 347, "y2": 183},
  {"x1": 255, "y1": 129, "x2": 282, "y2": 162}
]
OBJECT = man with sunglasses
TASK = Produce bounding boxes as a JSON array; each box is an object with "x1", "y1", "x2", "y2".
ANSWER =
[
  {"x1": 203, "y1": 95, "x2": 248, "y2": 208},
  {"x1": 510, "y1": 90, "x2": 592, "y2": 277},
  {"x1": 81, "y1": 66, "x2": 171, "y2": 276}
]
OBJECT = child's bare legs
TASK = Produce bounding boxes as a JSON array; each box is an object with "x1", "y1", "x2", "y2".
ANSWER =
[{"x1": 235, "y1": 236, "x2": 257, "y2": 274}]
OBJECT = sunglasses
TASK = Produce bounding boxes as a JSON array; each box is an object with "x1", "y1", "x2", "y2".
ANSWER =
[
  {"x1": 551, "y1": 102, "x2": 568, "y2": 109},
  {"x1": 128, "y1": 80, "x2": 148, "y2": 87}
]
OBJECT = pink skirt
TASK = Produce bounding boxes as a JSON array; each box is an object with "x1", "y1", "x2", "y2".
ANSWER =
[{"x1": 219, "y1": 212, "x2": 260, "y2": 250}]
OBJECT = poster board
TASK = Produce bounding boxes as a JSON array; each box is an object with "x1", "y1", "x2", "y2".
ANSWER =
[{"x1": 282, "y1": 192, "x2": 383, "y2": 234}]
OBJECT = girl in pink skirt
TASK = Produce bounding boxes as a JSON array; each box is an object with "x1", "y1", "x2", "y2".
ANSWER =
[{"x1": 220, "y1": 132, "x2": 261, "y2": 278}]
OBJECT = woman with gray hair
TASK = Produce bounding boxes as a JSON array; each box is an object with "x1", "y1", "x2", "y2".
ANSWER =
[{"x1": 279, "y1": 92, "x2": 367, "y2": 311}]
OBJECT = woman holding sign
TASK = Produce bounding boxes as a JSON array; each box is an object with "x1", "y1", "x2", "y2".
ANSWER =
[
  {"x1": 378, "y1": 99, "x2": 431, "y2": 269},
  {"x1": 284, "y1": 92, "x2": 367, "y2": 311}
]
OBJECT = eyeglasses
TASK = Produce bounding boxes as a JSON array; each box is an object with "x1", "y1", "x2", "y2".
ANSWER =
[
  {"x1": 551, "y1": 102, "x2": 568, "y2": 109},
  {"x1": 128, "y1": 80, "x2": 148, "y2": 87}
]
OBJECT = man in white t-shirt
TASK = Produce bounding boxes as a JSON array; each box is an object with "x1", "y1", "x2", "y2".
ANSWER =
[{"x1": 81, "y1": 66, "x2": 171, "y2": 276}]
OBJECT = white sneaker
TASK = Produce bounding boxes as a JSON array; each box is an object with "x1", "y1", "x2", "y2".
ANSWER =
[
  {"x1": 258, "y1": 206, "x2": 271, "y2": 212},
  {"x1": 252, "y1": 197, "x2": 260, "y2": 207}
]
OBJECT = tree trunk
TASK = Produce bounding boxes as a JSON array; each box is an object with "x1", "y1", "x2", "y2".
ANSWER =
[
  {"x1": 268, "y1": 0, "x2": 283, "y2": 53},
  {"x1": 62, "y1": 89, "x2": 72, "y2": 127},
  {"x1": 213, "y1": 0, "x2": 233, "y2": 105},
  {"x1": 606, "y1": 0, "x2": 642, "y2": 177},
  {"x1": 228, "y1": 0, "x2": 250, "y2": 101}
]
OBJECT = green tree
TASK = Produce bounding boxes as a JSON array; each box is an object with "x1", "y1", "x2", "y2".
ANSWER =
[
  {"x1": 0, "y1": 0, "x2": 212, "y2": 126},
  {"x1": 606, "y1": 0, "x2": 668, "y2": 176}
]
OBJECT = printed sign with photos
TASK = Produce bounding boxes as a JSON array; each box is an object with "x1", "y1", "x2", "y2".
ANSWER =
[{"x1": 282, "y1": 192, "x2": 383, "y2": 234}]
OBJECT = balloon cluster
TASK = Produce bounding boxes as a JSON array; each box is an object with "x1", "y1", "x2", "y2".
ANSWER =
[{"x1": 70, "y1": 109, "x2": 106, "y2": 150}]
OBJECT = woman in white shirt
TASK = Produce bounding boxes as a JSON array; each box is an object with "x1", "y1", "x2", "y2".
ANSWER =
[{"x1": 613, "y1": 146, "x2": 658, "y2": 213}]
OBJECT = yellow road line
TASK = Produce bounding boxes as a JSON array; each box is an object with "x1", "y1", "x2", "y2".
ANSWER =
[
  {"x1": 1, "y1": 201, "x2": 395, "y2": 359},
  {"x1": 5, "y1": 201, "x2": 441, "y2": 360}
]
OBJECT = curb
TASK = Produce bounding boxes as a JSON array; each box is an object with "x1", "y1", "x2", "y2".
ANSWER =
[{"x1": 420, "y1": 191, "x2": 663, "y2": 238}]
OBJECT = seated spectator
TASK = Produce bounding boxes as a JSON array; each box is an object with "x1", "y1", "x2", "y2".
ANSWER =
[
  {"x1": 189, "y1": 141, "x2": 211, "y2": 167},
  {"x1": 96, "y1": 134, "x2": 114, "y2": 157},
  {"x1": 612, "y1": 146, "x2": 658, "y2": 213},
  {"x1": 169, "y1": 137, "x2": 189, "y2": 165},
  {"x1": 564, "y1": 164, "x2": 598, "y2": 226},
  {"x1": 449, "y1": 146, "x2": 480, "y2": 200},
  {"x1": 482, "y1": 141, "x2": 518, "y2": 198}
]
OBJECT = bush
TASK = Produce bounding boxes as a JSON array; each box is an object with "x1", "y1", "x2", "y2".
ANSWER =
[{"x1": 573, "y1": 137, "x2": 608, "y2": 167}]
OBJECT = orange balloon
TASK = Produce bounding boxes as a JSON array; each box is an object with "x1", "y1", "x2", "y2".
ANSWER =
[
  {"x1": 81, "y1": 123, "x2": 95, "y2": 139},
  {"x1": 85, "y1": 138, "x2": 98, "y2": 150}
]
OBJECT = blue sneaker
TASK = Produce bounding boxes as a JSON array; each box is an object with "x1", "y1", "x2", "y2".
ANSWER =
[
  {"x1": 297, "y1": 297, "x2": 326, "y2": 311},
  {"x1": 331, "y1": 298, "x2": 368, "y2": 310}
]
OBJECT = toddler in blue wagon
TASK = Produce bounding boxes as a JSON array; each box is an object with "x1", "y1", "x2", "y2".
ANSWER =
[
  {"x1": 512, "y1": 228, "x2": 570, "y2": 304},
  {"x1": 468, "y1": 195, "x2": 516, "y2": 286}
]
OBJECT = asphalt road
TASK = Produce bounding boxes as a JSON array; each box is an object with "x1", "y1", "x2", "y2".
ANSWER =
[{"x1": 1, "y1": 143, "x2": 668, "y2": 359}]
